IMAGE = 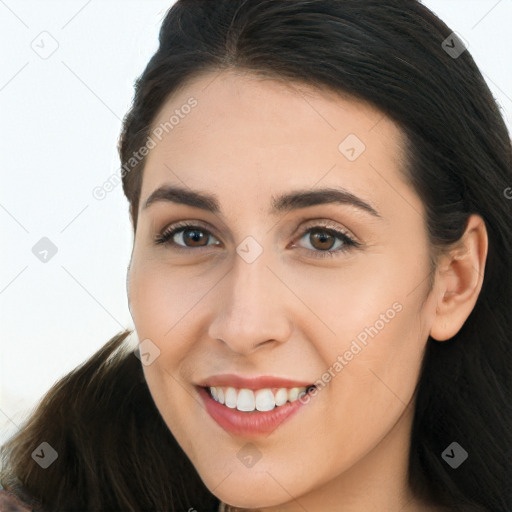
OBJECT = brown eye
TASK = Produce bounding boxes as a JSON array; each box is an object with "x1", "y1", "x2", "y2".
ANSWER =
[
  {"x1": 180, "y1": 228, "x2": 210, "y2": 247},
  {"x1": 155, "y1": 221, "x2": 359, "y2": 260},
  {"x1": 308, "y1": 229, "x2": 337, "y2": 251},
  {"x1": 295, "y1": 225, "x2": 359, "y2": 259},
  {"x1": 154, "y1": 223, "x2": 220, "y2": 249}
]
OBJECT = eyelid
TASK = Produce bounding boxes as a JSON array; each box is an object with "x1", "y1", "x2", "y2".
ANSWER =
[
  {"x1": 292, "y1": 219, "x2": 360, "y2": 244},
  {"x1": 157, "y1": 217, "x2": 358, "y2": 241},
  {"x1": 158, "y1": 219, "x2": 217, "y2": 238}
]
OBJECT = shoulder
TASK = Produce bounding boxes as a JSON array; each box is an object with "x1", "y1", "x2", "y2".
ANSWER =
[{"x1": 0, "y1": 489, "x2": 33, "y2": 511}]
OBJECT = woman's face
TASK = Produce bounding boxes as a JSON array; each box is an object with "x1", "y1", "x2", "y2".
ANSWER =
[{"x1": 127, "y1": 70, "x2": 440, "y2": 509}]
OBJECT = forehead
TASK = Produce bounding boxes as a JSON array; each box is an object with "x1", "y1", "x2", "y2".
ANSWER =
[{"x1": 140, "y1": 70, "x2": 417, "y2": 220}]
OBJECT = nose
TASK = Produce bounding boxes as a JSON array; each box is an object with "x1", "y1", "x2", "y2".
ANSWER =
[{"x1": 207, "y1": 252, "x2": 293, "y2": 355}]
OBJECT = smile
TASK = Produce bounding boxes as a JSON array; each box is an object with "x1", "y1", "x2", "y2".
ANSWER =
[
  {"x1": 197, "y1": 384, "x2": 317, "y2": 438},
  {"x1": 207, "y1": 385, "x2": 315, "y2": 412}
]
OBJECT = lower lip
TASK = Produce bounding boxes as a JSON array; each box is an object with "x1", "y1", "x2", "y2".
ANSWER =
[{"x1": 197, "y1": 386, "x2": 315, "y2": 438}]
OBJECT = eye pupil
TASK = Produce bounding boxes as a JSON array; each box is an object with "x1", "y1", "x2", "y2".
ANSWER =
[
  {"x1": 184, "y1": 229, "x2": 207, "y2": 246},
  {"x1": 310, "y1": 229, "x2": 335, "y2": 250}
]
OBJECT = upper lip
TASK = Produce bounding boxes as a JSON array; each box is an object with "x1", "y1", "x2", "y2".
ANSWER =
[{"x1": 197, "y1": 374, "x2": 316, "y2": 390}]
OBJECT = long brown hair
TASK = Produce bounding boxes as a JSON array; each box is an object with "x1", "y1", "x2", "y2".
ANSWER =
[
  {"x1": 1, "y1": 330, "x2": 219, "y2": 511},
  {"x1": 2, "y1": 1, "x2": 511, "y2": 510}
]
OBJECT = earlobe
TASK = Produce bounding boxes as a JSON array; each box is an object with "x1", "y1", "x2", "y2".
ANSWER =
[{"x1": 429, "y1": 214, "x2": 488, "y2": 342}]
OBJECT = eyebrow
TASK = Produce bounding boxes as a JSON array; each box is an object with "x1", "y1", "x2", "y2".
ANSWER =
[{"x1": 142, "y1": 184, "x2": 381, "y2": 218}]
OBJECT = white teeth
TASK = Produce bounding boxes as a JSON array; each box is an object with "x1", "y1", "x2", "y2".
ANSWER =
[
  {"x1": 208, "y1": 385, "x2": 311, "y2": 412},
  {"x1": 237, "y1": 388, "x2": 256, "y2": 411},
  {"x1": 274, "y1": 388, "x2": 288, "y2": 406},
  {"x1": 255, "y1": 389, "x2": 275, "y2": 412},
  {"x1": 224, "y1": 387, "x2": 237, "y2": 408},
  {"x1": 288, "y1": 387, "x2": 300, "y2": 402}
]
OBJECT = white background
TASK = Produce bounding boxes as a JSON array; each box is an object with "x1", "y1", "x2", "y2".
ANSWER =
[{"x1": 1, "y1": 0, "x2": 511, "y2": 445}]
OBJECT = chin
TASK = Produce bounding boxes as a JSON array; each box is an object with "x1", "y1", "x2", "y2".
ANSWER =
[
  {"x1": 220, "y1": 493, "x2": 283, "y2": 510},
  {"x1": 204, "y1": 474, "x2": 291, "y2": 509}
]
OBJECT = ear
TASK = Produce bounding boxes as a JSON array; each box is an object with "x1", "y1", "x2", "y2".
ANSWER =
[{"x1": 429, "y1": 214, "x2": 488, "y2": 342}]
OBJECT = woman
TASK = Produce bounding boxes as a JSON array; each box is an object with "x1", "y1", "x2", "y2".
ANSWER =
[{"x1": 1, "y1": 1, "x2": 511, "y2": 511}]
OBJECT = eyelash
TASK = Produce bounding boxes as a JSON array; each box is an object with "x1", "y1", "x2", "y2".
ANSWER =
[{"x1": 154, "y1": 221, "x2": 361, "y2": 259}]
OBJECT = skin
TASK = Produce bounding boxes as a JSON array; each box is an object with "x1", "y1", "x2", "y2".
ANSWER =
[{"x1": 126, "y1": 70, "x2": 488, "y2": 512}]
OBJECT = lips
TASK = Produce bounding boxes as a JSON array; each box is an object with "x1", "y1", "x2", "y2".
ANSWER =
[
  {"x1": 195, "y1": 373, "x2": 318, "y2": 437},
  {"x1": 196, "y1": 373, "x2": 315, "y2": 390}
]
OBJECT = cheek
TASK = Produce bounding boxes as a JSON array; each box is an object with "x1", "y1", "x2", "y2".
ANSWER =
[
  {"x1": 285, "y1": 254, "x2": 421, "y2": 358},
  {"x1": 301, "y1": 255, "x2": 429, "y2": 426},
  {"x1": 302, "y1": 309, "x2": 426, "y2": 471},
  {"x1": 322, "y1": 291, "x2": 427, "y2": 435},
  {"x1": 129, "y1": 258, "x2": 198, "y2": 445},
  {"x1": 128, "y1": 255, "x2": 211, "y2": 390},
  {"x1": 128, "y1": 256, "x2": 188, "y2": 337}
]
